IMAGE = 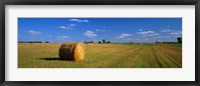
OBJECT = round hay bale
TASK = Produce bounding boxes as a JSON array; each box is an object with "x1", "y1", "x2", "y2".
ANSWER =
[{"x1": 59, "y1": 42, "x2": 85, "y2": 61}]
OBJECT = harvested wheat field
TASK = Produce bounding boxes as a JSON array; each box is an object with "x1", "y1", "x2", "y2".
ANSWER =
[{"x1": 18, "y1": 43, "x2": 182, "y2": 68}]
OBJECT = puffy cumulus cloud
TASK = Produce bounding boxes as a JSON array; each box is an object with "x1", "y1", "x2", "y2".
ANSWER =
[
  {"x1": 57, "y1": 24, "x2": 76, "y2": 30},
  {"x1": 69, "y1": 19, "x2": 89, "y2": 23},
  {"x1": 144, "y1": 33, "x2": 159, "y2": 37},
  {"x1": 84, "y1": 30, "x2": 97, "y2": 37},
  {"x1": 27, "y1": 30, "x2": 41, "y2": 35},
  {"x1": 95, "y1": 29, "x2": 106, "y2": 32},
  {"x1": 155, "y1": 36, "x2": 170, "y2": 39},
  {"x1": 137, "y1": 31, "x2": 158, "y2": 37},
  {"x1": 57, "y1": 36, "x2": 69, "y2": 39},
  {"x1": 161, "y1": 29, "x2": 173, "y2": 32},
  {"x1": 57, "y1": 26, "x2": 67, "y2": 29},
  {"x1": 170, "y1": 31, "x2": 182, "y2": 35},
  {"x1": 137, "y1": 31, "x2": 155, "y2": 35},
  {"x1": 116, "y1": 33, "x2": 133, "y2": 39},
  {"x1": 68, "y1": 24, "x2": 76, "y2": 27}
]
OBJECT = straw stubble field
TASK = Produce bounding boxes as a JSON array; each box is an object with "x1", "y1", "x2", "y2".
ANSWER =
[{"x1": 18, "y1": 43, "x2": 182, "y2": 68}]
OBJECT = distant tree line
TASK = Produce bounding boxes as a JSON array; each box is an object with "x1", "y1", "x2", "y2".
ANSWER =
[
  {"x1": 84, "y1": 41, "x2": 94, "y2": 43},
  {"x1": 177, "y1": 37, "x2": 182, "y2": 43},
  {"x1": 84, "y1": 39, "x2": 111, "y2": 44},
  {"x1": 98, "y1": 39, "x2": 110, "y2": 44},
  {"x1": 18, "y1": 41, "x2": 49, "y2": 43},
  {"x1": 156, "y1": 41, "x2": 179, "y2": 44},
  {"x1": 156, "y1": 37, "x2": 182, "y2": 44}
]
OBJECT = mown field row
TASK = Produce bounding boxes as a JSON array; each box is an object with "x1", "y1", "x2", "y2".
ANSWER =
[{"x1": 18, "y1": 43, "x2": 182, "y2": 68}]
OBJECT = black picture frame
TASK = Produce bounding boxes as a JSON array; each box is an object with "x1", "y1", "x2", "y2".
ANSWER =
[{"x1": 0, "y1": 0, "x2": 199, "y2": 86}]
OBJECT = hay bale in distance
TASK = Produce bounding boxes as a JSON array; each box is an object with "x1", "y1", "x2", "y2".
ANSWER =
[{"x1": 59, "y1": 42, "x2": 85, "y2": 61}]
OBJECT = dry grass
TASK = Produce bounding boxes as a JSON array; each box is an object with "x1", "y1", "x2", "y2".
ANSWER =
[{"x1": 18, "y1": 43, "x2": 182, "y2": 68}]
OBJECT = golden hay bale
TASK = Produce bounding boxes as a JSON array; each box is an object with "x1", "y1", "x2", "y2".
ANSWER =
[{"x1": 59, "y1": 42, "x2": 85, "y2": 61}]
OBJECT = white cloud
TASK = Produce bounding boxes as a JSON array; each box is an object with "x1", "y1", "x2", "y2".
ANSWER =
[
  {"x1": 161, "y1": 30, "x2": 182, "y2": 37},
  {"x1": 69, "y1": 19, "x2": 89, "y2": 23},
  {"x1": 95, "y1": 29, "x2": 106, "y2": 32},
  {"x1": 57, "y1": 24, "x2": 76, "y2": 30},
  {"x1": 155, "y1": 36, "x2": 164, "y2": 39},
  {"x1": 161, "y1": 29, "x2": 173, "y2": 32},
  {"x1": 137, "y1": 31, "x2": 159, "y2": 37},
  {"x1": 123, "y1": 38, "x2": 140, "y2": 41},
  {"x1": 155, "y1": 36, "x2": 170, "y2": 39},
  {"x1": 139, "y1": 29, "x2": 143, "y2": 31},
  {"x1": 170, "y1": 31, "x2": 182, "y2": 35},
  {"x1": 146, "y1": 33, "x2": 159, "y2": 37},
  {"x1": 58, "y1": 36, "x2": 69, "y2": 39},
  {"x1": 68, "y1": 24, "x2": 76, "y2": 27},
  {"x1": 57, "y1": 26, "x2": 66, "y2": 29},
  {"x1": 27, "y1": 30, "x2": 41, "y2": 35},
  {"x1": 57, "y1": 26, "x2": 71, "y2": 30},
  {"x1": 84, "y1": 30, "x2": 97, "y2": 37},
  {"x1": 116, "y1": 33, "x2": 133, "y2": 39},
  {"x1": 173, "y1": 35, "x2": 182, "y2": 37},
  {"x1": 137, "y1": 31, "x2": 154, "y2": 35}
]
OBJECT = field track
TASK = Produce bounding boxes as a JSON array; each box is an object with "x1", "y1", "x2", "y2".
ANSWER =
[{"x1": 18, "y1": 43, "x2": 182, "y2": 68}]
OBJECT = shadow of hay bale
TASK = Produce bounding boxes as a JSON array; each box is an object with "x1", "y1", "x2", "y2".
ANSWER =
[{"x1": 38, "y1": 57, "x2": 74, "y2": 61}]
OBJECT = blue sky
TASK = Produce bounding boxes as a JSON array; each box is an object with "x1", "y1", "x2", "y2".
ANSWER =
[{"x1": 18, "y1": 18, "x2": 182, "y2": 43}]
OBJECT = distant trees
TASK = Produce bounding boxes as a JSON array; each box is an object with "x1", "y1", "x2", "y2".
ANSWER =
[
  {"x1": 106, "y1": 41, "x2": 111, "y2": 43},
  {"x1": 155, "y1": 41, "x2": 178, "y2": 44},
  {"x1": 18, "y1": 41, "x2": 50, "y2": 43},
  {"x1": 177, "y1": 37, "x2": 182, "y2": 43},
  {"x1": 84, "y1": 41, "x2": 94, "y2": 44},
  {"x1": 83, "y1": 39, "x2": 111, "y2": 44},
  {"x1": 29, "y1": 41, "x2": 42, "y2": 43},
  {"x1": 45, "y1": 41, "x2": 49, "y2": 43},
  {"x1": 98, "y1": 39, "x2": 111, "y2": 44},
  {"x1": 155, "y1": 37, "x2": 182, "y2": 44},
  {"x1": 18, "y1": 41, "x2": 29, "y2": 43},
  {"x1": 84, "y1": 39, "x2": 111, "y2": 44},
  {"x1": 102, "y1": 39, "x2": 106, "y2": 43}
]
